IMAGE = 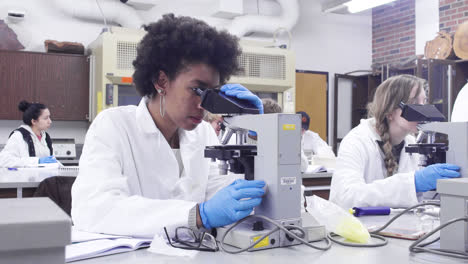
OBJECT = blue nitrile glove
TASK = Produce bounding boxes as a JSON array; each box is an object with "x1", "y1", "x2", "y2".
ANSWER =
[
  {"x1": 414, "y1": 163, "x2": 460, "y2": 192},
  {"x1": 221, "y1": 84, "x2": 263, "y2": 137},
  {"x1": 38, "y1": 156, "x2": 57, "y2": 164},
  {"x1": 199, "y1": 179, "x2": 265, "y2": 229},
  {"x1": 220, "y1": 84, "x2": 264, "y2": 114}
]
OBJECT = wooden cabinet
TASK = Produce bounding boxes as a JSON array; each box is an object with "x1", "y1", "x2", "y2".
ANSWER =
[
  {"x1": 423, "y1": 59, "x2": 468, "y2": 120},
  {"x1": 0, "y1": 50, "x2": 89, "y2": 120}
]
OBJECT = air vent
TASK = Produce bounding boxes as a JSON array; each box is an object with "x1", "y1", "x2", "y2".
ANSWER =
[
  {"x1": 237, "y1": 53, "x2": 286, "y2": 80},
  {"x1": 116, "y1": 41, "x2": 138, "y2": 70}
]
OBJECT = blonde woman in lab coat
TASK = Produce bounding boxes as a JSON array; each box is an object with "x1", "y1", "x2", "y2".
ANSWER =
[
  {"x1": 71, "y1": 14, "x2": 265, "y2": 238},
  {"x1": 330, "y1": 75, "x2": 460, "y2": 209},
  {"x1": 0, "y1": 100, "x2": 57, "y2": 167}
]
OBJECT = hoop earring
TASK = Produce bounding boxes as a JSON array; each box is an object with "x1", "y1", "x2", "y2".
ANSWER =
[{"x1": 159, "y1": 92, "x2": 165, "y2": 118}]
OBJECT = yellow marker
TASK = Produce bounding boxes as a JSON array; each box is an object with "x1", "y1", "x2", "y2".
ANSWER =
[
  {"x1": 252, "y1": 235, "x2": 270, "y2": 249},
  {"x1": 283, "y1": 124, "x2": 296, "y2": 130}
]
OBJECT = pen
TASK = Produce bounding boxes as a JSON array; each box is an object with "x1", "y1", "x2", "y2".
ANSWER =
[
  {"x1": 7, "y1": 167, "x2": 18, "y2": 171},
  {"x1": 350, "y1": 206, "x2": 391, "y2": 217}
]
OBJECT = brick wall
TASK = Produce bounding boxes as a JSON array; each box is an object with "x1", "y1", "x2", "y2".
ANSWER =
[
  {"x1": 372, "y1": 0, "x2": 416, "y2": 66},
  {"x1": 439, "y1": 0, "x2": 468, "y2": 33}
]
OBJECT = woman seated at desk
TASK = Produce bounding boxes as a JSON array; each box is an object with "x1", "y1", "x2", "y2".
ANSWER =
[
  {"x1": 330, "y1": 75, "x2": 460, "y2": 209},
  {"x1": 0, "y1": 100, "x2": 57, "y2": 168},
  {"x1": 71, "y1": 14, "x2": 265, "y2": 238}
]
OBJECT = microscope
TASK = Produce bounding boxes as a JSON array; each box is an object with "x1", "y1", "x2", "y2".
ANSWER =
[
  {"x1": 401, "y1": 103, "x2": 468, "y2": 253},
  {"x1": 198, "y1": 89, "x2": 325, "y2": 251}
]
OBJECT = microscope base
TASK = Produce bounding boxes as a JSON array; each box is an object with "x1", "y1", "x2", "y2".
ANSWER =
[
  {"x1": 438, "y1": 178, "x2": 468, "y2": 252},
  {"x1": 217, "y1": 213, "x2": 326, "y2": 251}
]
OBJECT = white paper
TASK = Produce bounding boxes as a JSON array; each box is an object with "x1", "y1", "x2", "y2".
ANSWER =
[
  {"x1": 66, "y1": 227, "x2": 151, "y2": 262},
  {"x1": 66, "y1": 238, "x2": 151, "y2": 262},
  {"x1": 148, "y1": 234, "x2": 198, "y2": 258},
  {"x1": 72, "y1": 227, "x2": 130, "y2": 243},
  {"x1": 305, "y1": 164, "x2": 327, "y2": 173}
]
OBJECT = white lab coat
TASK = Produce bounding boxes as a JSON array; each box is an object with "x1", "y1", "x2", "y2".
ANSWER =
[
  {"x1": 329, "y1": 118, "x2": 420, "y2": 209},
  {"x1": 302, "y1": 130, "x2": 335, "y2": 157},
  {"x1": 0, "y1": 125, "x2": 50, "y2": 167},
  {"x1": 71, "y1": 98, "x2": 239, "y2": 238},
  {"x1": 451, "y1": 82, "x2": 468, "y2": 122}
]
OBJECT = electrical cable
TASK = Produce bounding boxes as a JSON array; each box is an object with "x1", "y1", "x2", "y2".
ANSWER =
[
  {"x1": 325, "y1": 202, "x2": 441, "y2": 248},
  {"x1": 219, "y1": 214, "x2": 332, "y2": 254},
  {"x1": 371, "y1": 202, "x2": 441, "y2": 234},
  {"x1": 409, "y1": 217, "x2": 468, "y2": 259},
  {"x1": 95, "y1": 0, "x2": 111, "y2": 33},
  {"x1": 327, "y1": 232, "x2": 388, "y2": 247},
  {"x1": 219, "y1": 201, "x2": 466, "y2": 257},
  {"x1": 272, "y1": 27, "x2": 292, "y2": 49}
]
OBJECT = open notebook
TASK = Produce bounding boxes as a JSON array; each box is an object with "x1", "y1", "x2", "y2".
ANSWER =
[{"x1": 66, "y1": 228, "x2": 151, "y2": 262}]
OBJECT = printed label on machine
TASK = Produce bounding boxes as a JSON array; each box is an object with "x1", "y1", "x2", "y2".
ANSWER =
[{"x1": 281, "y1": 177, "x2": 296, "y2": 185}]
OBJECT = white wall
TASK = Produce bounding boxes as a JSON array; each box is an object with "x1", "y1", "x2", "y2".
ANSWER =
[
  {"x1": 291, "y1": 0, "x2": 372, "y2": 146},
  {"x1": 415, "y1": 0, "x2": 439, "y2": 55}
]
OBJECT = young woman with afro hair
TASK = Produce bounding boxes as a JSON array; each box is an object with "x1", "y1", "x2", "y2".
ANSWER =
[{"x1": 72, "y1": 14, "x2": 266, "y2": 239}]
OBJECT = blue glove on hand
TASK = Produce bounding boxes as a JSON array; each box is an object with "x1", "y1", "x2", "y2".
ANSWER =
[
  {"x1": 38, "y1": 156, "x2": 57, "y2": 164},
  {"x1": 220, "y1": 84, "x2": 264, "y2": 114},
  {"x1": 199, "y1": 179, "x2": 265, "y2": 229},
  {"x1": 414, "y1": 163, "x2": 460, "y2": 192}
]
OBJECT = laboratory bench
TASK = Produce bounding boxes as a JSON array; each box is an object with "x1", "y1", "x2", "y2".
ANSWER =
[
  {"x1": 302, "y1": 171, "x2": 333, "y2": 199},
  {"x1": 74, "y1": 212, "x2": 467, "y2": 264},
  {"x1": 75, "y1": 234, "x2": 465, "y2": 264},
  {"x1": 0, "y1": 167, "x2": 78, "y2": 198}
]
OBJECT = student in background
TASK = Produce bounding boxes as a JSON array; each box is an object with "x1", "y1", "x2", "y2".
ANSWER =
[
  {"x1": 0, "y1": 100, "x2": 56, "y2": 167},
  {"x1": 203, "y1": 112, "x2": 224, "y2": 140},
  {"x1": 262, "y1": 98, "x2": 282, "y2": 114},
  {"x1": 330, "y1": 75, "x2": 460, "y2": 209},
  {"x1": 246, "y1": 98, "x2": 283, "y2": 142},
  {"x1": 246, "y1": 98, "x2": 283, "y2": 143},
  {"x1": 296, "y1": 111, "x2": 335, "y2": 158},
  {"x1": 71, "y1": 14, "x2": 265, "y2": 238}
]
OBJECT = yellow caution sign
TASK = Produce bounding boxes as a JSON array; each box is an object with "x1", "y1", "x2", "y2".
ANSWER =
[
  {"x1": 282, "y1": 124, "x2": 296, "y2": 130},
  {"x1": 253, "y1": 235, "x2": 270, "y2": 249}
]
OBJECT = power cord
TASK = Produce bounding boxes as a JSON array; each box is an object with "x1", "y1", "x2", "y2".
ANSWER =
[
  {"x1": 371, "y1": 202, "x2": 441, "y2": 234},
  {"x1": 326, "y1": 202, "x2": 442, "y2": 248},
  {"x1": 220, "y1": 201, "x2": 466, "y2": 257},
  {"x1": 409, "y1": 217, "x2": 468, "y2": 259},
  {"x1": 219, "y1": 214, "x2": 332, "y2": 254},
  {"x1": 327, "y1": 232, "x2": 388, "y2": 247}
]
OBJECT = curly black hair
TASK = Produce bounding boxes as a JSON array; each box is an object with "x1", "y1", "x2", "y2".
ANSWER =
[{"x1": 132, "y1": 13, "x2": 241, "y2": 97}]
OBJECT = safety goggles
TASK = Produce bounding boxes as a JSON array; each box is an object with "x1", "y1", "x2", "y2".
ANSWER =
[{"x1": 163, "y1": 226, "x2": 219, "y2": 252}]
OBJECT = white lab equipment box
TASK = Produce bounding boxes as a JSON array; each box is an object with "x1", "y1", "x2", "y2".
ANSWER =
[{"x1": 0, "y1": 198, "x2": 71, "y2": 264}]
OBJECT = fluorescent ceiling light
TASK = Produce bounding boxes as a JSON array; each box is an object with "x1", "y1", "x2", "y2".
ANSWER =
[{"x1": 344, "y1": 0, "x2": 396, "y2": 13}]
